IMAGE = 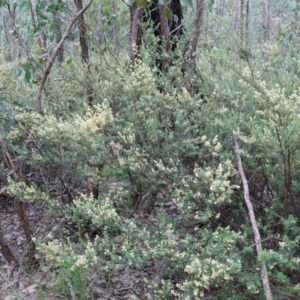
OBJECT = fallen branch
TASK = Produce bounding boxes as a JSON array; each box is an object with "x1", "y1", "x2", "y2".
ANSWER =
[
  {"x1": 233, "y1": 135, "x2": 273, "y2": 300},
  {"x1": 35, "y1": 0, "x2": 93, "y2": 113}
]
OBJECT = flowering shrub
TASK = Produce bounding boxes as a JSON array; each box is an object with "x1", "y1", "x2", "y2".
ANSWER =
[{"x1": 2, "y1": 27, "x2": 300, "y2": 299}]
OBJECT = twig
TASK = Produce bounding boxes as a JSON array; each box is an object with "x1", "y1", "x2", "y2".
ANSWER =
[{"x1": 233, "y1": 135, "x2": 273, "y2": 300}]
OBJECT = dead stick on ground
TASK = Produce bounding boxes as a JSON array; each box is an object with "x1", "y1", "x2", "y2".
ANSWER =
[{"x1": 233, "y1": 135, "x2": 273, "y2": 300}]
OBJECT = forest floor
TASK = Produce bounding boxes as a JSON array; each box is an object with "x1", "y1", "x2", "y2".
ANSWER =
[{"x1": 0, "y1": 194, "x2": 180, "y2": 300}]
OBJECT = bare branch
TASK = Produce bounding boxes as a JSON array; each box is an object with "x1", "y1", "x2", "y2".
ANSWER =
[
  {"x1": 233, "y1": 135, "x2": 273, "y2": 300},
  {"x1": 35, "y1": 0, "x2": 93, "y2": 113}
]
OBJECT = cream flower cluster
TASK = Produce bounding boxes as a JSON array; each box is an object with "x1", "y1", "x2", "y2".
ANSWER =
[
  {"x1": 10, "y1": 104, "x2": 113, "y2": 144},
  {"x1": 7, "y1": 178, "x2": 48, "y2": 202}
]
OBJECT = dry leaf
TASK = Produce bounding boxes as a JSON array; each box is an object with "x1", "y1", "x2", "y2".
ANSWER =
[{"x1": 21, "y1": 284, "x2": 37, "y2": 295}]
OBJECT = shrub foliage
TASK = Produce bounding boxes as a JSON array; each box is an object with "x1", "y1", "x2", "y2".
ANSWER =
[{"x1": 1, "y1": 23, "x2": 300, "y2": 300}]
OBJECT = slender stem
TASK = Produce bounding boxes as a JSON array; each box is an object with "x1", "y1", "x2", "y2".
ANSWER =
[{"x1": 233, "y1": 135, "x2": 273, "y2": 300}]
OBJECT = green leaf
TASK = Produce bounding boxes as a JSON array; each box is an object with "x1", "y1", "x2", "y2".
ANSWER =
[
  {"x1": 13, "y1": 101, "x2": 23, "y2": 107},
  {"x1": 40, "y1": 14, "x2": 49, "y2": 20},
  {"x1": 49, "y1": 23, "x2": 57, "y2": 32},
  {"x1": 59, "y1": 4, "x2": 69, "y2": 13},
  {"x1": 24, "y1": 69, "x2": 31, "y2": 84},
  {"x1": 165, "y1": 7, "x2": 172, "y2": 19},
  {"x1": 33, "y1": 25, "x2": 42, "y2": 34},
  {"x1": 136, "y1": 0, "x2": 149, "y2": 7},
  {"x1": 19, "y1": 1, "x2": 29, "y2": 10},
  {"x1": 49, "y1": 35, "x2": 55, "y2": 42},
  {"x1": 66, "y1": 57, "x2": 73, "y2": 65},
  {"x1": 0, "y1": 0, "x2": 7, "y2": 7},
  {"x1": 46, "y1": 3, "x2": 57, "y2": 13},
  {"x1": 35, "y1": 2, "x2": 46, "y2": 14},
  {"x1": 67, "y1": 33, "x2": 75, "y2": 41}
]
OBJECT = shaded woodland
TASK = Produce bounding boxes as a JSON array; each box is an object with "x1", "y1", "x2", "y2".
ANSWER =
[{"x1": 0, "y1": 0, "x2": 300, "y2": 299}]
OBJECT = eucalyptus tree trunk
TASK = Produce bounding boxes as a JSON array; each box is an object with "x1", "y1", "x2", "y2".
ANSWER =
[
  {"x1": 74, "y1": 0, "x2": 93, "y2": 105},
  {"x1": 97, "y1": 1, "x2": 104, "y2": 45},
  {"x1": 6, "y1": 2, "x2": 18, "y2": 60},
  {"x1": 28, "y1": 0, "x2": 42, "y2": 48},
  {"x1": 54, "y1": 13, "x2": 64, "y2": 64},
  {"x1": 110, "y1": 0, "x2": 120, "y2": 55},
  {"x1": 218, "y1": 0, "x2": 225, "y2": 16},
  {"x1": 74, "y1": 0, "x2": 90, "y2": 64},
  {"x1": 36, "y1": 0, "x2": 47, "y2": 49},
  {"x1": 261, "y1": 0, "x2": 270, "y2": 43},
  {"x1": 293, "y1": 0, "x2": 300, "y2": 41},
  {"x1": 240, "y1": 0, "x2": 245, "y2": 43},
  {"x1": 245, "y1": 0, "x2": 249, "y2": 45},
  {"x1": 190, "y1": 0, "x2": 204, "y2": 61},
  {"x1": 2, "y1": 12, "x2": 12, "y2": 59},
  {"x1": 128, "y1": 3, "x2": 142, "y2": 64},
  {"x1": 232, "y1": 0, "x2": 240, "y2": 34},
  {"x1": 128, "y1": 0, "x2": 183, "y2": 69}
]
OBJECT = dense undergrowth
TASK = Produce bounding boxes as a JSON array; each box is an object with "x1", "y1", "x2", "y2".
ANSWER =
[{"x1": 1, "y1": 26, "x2": 300, "y2": 299}]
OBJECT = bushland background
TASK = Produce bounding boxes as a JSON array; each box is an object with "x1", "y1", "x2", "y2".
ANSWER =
[{"x1": 0, "y1": 0, "x2": 300, "y2": 299}]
